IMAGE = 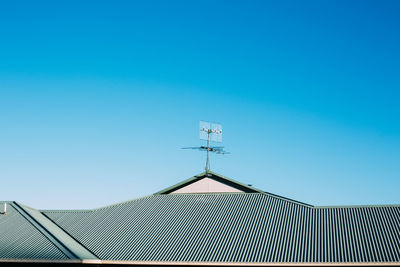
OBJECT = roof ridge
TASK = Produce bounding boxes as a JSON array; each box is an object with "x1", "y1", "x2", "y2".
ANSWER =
[
  {"x1": 12, "y1": 202, "x2": 99, "y2": 260},
  {"x1": 41, "y1": 195, "x2": 155, "y2": 213},
  {"x1": 92, "y1": 194, "x2": 155, "y2": 211},
  {"x1": 261, "y1": 191, "x2": 313, "y2": 208},
  {"x1": 207, "y1": 170, "x2": 266, "y2": 193},
  {"x1": 207, "y1": 171, "x2": 314, "y2": 207},
  {"x1": 41, "y1": 209, "x2": 92, "y2": 213},
  {"x1": 154, "y1": 172, "x2": 206, "y2": 195}
]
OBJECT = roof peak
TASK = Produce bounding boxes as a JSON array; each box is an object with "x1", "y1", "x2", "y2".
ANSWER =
[
  {"x1": 155, "y1": 171, "x2": 264, "y2": 195},
  {"x1": 154, "y1": 171, "x2": 315, "y2": 207}
]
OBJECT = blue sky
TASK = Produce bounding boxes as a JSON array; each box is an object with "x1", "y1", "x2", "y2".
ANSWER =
[{"x1": 1, "y1": 0, "x2": 399, "y2": 209}]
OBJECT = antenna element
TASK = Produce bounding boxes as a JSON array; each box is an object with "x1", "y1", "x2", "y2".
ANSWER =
[{"x1": 183, "y1": 121, "x2": 229, "y2": 172}]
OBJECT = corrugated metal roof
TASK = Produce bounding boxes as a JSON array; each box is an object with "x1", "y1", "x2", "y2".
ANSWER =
[
  {"x1": 44, "y1": 193, "x2": 400, "y2": 263},
  {"x1": 2, "y1": 171, "x2": 400, "y2": 264},
  {"x1": 15, "y1": 203, "x2": 98, "y2": 260},
  {"x1": 0, "y1": 202, "x2": 69, "y2": 260}
]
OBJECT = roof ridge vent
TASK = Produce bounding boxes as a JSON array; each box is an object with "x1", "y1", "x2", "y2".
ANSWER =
[{"x1": 1, "y1": 202, "x2": 7, "y2": 215}]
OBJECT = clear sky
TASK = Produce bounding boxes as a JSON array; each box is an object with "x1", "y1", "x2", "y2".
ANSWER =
[{"x1": 1, "y1": 0, "x2": 399, "y2": 209}]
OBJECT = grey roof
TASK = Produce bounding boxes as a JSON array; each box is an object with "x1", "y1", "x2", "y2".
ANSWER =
[
  {"x1": 0, "y1": 202, "x2": 69, "y2": 260},
  {"x1": 1, "y1": 171, "x2": 400, "y2": 264},
  {"x1": 43, "y1": 191, "x2": 400, "y2": 263}
]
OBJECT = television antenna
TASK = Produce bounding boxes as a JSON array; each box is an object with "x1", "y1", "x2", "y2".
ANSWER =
[{"x1": 182, "y1": 121, "x2": 229, "y2": 172}]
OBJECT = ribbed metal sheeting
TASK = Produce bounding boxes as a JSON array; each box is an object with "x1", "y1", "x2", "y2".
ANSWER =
[
  {"x1": 0, "y1": 203, "x2": 69, "y2": 260},
  {"x1": 44, "y1": 194, "x2": 400, "y2": 263},
  {"x1": 311, "y1": 206, "x2": 400, "y2": 262}
]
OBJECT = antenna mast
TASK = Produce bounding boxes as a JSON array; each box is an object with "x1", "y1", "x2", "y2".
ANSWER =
[
  {"x1": 183, "y1": 121, "x2": 228, "y2": 172},
  {"x1": 201, "y1": 125, "x2": 218, "y2": 171}
]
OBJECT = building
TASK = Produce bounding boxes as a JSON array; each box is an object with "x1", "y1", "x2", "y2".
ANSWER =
[{"x1": 1, "y1": 171, "x2": 400, "y2": 266}]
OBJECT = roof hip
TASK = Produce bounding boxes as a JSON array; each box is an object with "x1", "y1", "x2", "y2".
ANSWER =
[{"x1": 12, "y1": 202, "x2": 99, "y2": 260}]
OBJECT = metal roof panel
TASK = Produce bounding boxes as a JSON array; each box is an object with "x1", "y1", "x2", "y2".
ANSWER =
[
  {"x1": 0, "y1": 202, "x2": 69, "y2": 260},
  {"x1": 43, "y1": 193, "x2": 400, "y2": 263}
]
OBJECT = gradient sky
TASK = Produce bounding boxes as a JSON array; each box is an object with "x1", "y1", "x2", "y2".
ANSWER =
[{"x1": 1, "y1": 0, "x2": 399, "y2": 209}]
